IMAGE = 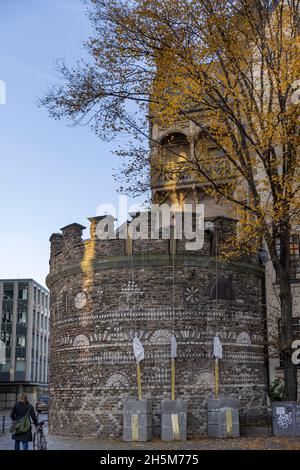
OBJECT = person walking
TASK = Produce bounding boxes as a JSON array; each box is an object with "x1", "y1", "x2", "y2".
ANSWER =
[{"x1": 10, "y1": 393, "x2": 38, "y2": 450}]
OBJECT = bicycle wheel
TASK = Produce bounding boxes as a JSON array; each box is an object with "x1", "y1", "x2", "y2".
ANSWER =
[
  {"x1": 33, "y1": 432, "x2": 37, "y2": 450},
  {"x1": 40, "y1": 433, "x2": 47, "y2": 450}
]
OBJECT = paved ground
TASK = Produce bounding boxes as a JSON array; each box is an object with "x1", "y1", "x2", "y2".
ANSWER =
[
  {"x1": 1, "y1": 433, "x2": 300, "y2": 450},
  {"x1": 1, "y1": 431, "x2": 300, "y2": 450},
  {"x1": 1, "y1": 411, "x2": 300, "y2": 450}
]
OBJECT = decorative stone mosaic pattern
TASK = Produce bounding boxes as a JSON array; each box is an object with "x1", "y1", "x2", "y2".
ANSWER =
[{"x1": 47, "y1": 220, "x2": 268, "y2": 438}]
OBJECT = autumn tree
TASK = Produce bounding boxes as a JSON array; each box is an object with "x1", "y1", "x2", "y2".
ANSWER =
[{"x1": 41, "y1": 0, "x2": 300, "y2": 399}]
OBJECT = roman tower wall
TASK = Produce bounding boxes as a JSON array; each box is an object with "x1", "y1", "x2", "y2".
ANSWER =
[{"x1": 47, "y1": 215, "x2": 268, "y2": 438}]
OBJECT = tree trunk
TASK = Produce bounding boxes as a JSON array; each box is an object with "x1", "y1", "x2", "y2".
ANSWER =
[{"x1": 275, "y1": 231, "x2": 297, "y2": 400}]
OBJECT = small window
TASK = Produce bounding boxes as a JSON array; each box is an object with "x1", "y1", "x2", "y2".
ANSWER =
[
  {"x1": 290, "y1": 235, "x2": 300, "y2": 280},
  {"x1": 290, "y1": 235, "x2": 300, "y2": 257},
  {"x1": 18, "y1": 287, "x2": 28, "y2": 300},
  {"x1": 209, "y1": 277, "x2": 235, "y2": 301},
  {"x1": 3, "y1": 286, "x2": 13, "y2": 300},
  {"x1": 274, "y1": 235, "x2": 300, "y2": 281},
  {"x1": 17, "y1": 307, "x2": 27, "y2": 324},
  {"x1": 16, "y1": 336, "x2": 26, "y2": 348},
  {"x1": 1, "y1": 332, "x2": 11, "y2": 346}
]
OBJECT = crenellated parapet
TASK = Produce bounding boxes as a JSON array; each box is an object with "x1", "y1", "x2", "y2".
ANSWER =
[{"x1": 48, "y1": 213, "x2": 244, "y2": 279}]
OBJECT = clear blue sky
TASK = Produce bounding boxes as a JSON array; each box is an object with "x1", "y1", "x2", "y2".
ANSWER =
[{"x1": 0, "y1": 0, "x2": 143, "y2": 287}]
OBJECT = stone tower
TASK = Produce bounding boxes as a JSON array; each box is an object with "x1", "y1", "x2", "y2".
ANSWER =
[{"x1": 47, "y1": 209, "x2": 268, "y2": 437}]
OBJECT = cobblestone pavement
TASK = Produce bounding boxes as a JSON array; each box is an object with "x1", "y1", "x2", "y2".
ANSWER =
[
  {"x1": 1, "y1": 432, "x2": 300, "y2": 450},
  {"x1": 1, "y1": 411, "x2": 300, "y2": 451}
]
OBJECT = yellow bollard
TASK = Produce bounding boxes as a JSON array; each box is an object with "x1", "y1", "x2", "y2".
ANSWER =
[
  {"x1": 131, "y1": 414, "x2": 139, "y2": 441},
  {"x1": 171, "y1": 413, "x2": 180, "y2": 440},
  {"x1": 137, "y1": 362, "x2": 142, "y2": 400},
  {"x1": 226, "y1": 408, "x2": 233, "y2": 436},
  {"x1": 171, "y1": 358, "x2": 176, "y2": 401},
  {"x1": 214, "y1": 358, "x2": 219, "y2": 398}
]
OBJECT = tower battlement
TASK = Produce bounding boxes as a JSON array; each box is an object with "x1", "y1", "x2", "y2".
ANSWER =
[{"x1": 48, "y1": 214, "x2": 241, "y2": 275}]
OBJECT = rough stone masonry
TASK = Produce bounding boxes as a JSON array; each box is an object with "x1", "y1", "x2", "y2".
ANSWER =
[{"x1": 46, "y1": 215, "x2": 268, "y2": 438}]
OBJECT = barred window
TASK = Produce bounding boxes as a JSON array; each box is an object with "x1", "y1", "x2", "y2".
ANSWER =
[
  {"x1": 275, "y1": 234, "x2": 300, "y2": 280},
  {"x1": 290, "y1": 235, "x2": 300, "y2": 256},
  {"x1": 290, "y1": 234, "x2": 300, "y2": 280}
]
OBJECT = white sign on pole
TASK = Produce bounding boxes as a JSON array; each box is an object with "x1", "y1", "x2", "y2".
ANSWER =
[
  {"x1": 170, "y1": 335, "x2": 177, "y2": 359},
  {"x1": 213, "y1": 335, "x2": 223, "y2": 359},
  {"x1": 133, "y1": 338, "x2": 144, "y2": 363}
]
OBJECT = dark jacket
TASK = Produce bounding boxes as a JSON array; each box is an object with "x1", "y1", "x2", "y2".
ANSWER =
[{"x1": 10, "y1": 401, "x2": 38, "y2": 442}]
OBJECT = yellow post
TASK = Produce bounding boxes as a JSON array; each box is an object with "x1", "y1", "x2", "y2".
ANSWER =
[
  {"x1": 171, "y1": 413, "x2": 180, "y2": 440},
  {"x1": 171, "y1": 358, "x2": 176, "y2": 400},
  {"x1": 131, "y1": 414, "x2": 139, "y2": 441},
  {"x1": 137, "y1": 362, "x2": 142, "y2": 400},
  {"x1": 226, "y1": 408, "x2": 233, "y2": 436},
  {"x1": 214, "y1": 358, "x2": 219, "y2": 398}
]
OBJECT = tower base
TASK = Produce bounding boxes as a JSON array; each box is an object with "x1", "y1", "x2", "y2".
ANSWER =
[
  {"x1": 207, "y1": 396, "x2": 240, "y2": 438},
  {"x1": 123, "y1": 399, "x2": 153, "y2": 442},
  {"x1": 160, "y1": 399, "x2": 187, "y2": 441}
]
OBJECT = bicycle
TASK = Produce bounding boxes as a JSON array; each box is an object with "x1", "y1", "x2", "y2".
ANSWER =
[{"x1": 33, "y1": 421, "x2": 47, "y2": 450}]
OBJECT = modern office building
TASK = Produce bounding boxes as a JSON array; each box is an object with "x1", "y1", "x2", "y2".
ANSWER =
[{"x1": 0, "y1": 279, "x2": 50, "y2": 408}]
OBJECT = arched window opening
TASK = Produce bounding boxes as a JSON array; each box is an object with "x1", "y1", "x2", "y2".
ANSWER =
[{"x1": 161, "y1": 133, "x2": 190, "y2": 163}]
